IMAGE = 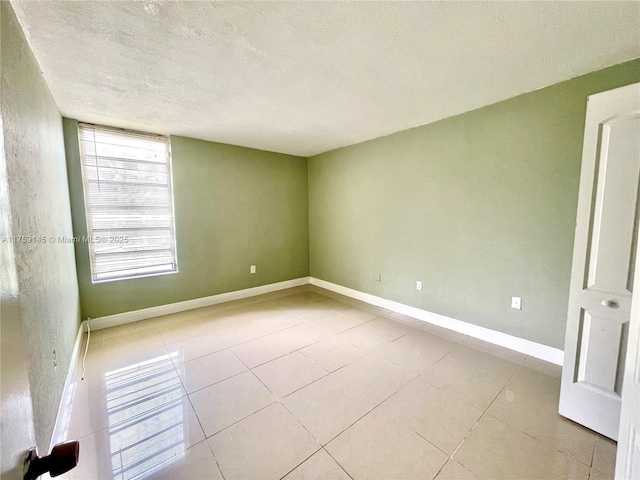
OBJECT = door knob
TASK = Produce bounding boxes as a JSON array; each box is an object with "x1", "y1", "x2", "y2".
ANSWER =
[
  {"x1": 24, "y1": 441, "x2": 79, "y2": 479},
  {"x1": 602, "y1": 299, "x2": 618, "y2": 308}
]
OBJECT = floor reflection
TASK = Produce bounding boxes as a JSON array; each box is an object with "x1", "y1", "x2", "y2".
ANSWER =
[{"x1": 105, "y1": 351, "x2": 185, "y2": 480}]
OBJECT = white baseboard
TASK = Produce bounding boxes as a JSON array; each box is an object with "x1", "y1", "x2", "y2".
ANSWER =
[
  {"x1": 48, "y1": 277, "x2": 310, "y2": 447},
  {"x1": 89, "y1": 277, "x2": 311, "y2": 331},
  {"x1": 310, "y1": 277, "x2": 564, "y2": 365},
  {"x1": 51, "y1": 275, "x2": 563, "y2": 450},
  {"x1": 49, "y1": 321, "x2": 85, "y2": 451}
]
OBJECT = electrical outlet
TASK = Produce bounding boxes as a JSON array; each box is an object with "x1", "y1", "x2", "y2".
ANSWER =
[
  {"x1": 511, "y1": 296, "x2": 522, "y2": 310},
  {"x1": 416, "y1": 281, "x2": 423, "y2": 291},
  {"x1": 53, "y1": 350, "x2": 57, "y2": 369},
  {"x1": 373, "y1": 272, "x2": 381, "y2": 282},
  {"x1": 250, "y1": 265, "x2": 256, "y2": 274}
]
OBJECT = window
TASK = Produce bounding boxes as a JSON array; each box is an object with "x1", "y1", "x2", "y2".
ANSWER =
[{"x1": 78, "y1": 123, "x2": 178, "y2": 283}]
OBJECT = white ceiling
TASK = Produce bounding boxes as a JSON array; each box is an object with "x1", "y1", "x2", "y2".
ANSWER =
[{"x1": 11, "y1": 1, "x2": 640, "y2": 157}]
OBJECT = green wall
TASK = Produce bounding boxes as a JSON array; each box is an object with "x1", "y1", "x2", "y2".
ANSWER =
[
  {"x1": 309, "y1": 59, "x2": 640, "y2": 350},
  {"x1": 1, "y1": 1, "x2": 80, "y2": 456},
  {"x1": 64, "y1": 123, "x2": 309, "y2": 318}
]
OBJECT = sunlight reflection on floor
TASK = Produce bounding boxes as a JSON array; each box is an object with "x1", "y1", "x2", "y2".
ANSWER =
[{"x1": 105, "y1": 352, "x2": 186, "y2": 480}]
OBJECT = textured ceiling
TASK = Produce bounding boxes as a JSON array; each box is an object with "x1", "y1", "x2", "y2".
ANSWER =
[{"x1": 11, "y1": 1, "x2": 640, "y2": 157}]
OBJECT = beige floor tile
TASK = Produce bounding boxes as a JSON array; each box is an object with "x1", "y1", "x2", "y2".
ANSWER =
[
  {"x1": 336, "y1": 317, "x2": 411, "y2": 352},
  {"x1": 374, "y1": 330, "x2": 457, "y2": 375},
  {"x1": 209, "y1": 403, "x2": 320, "y2": 480},
  {"x1": 326, "y1": 406, "x2": 448, "y2": 480},
  {"x1": 253, "y1": 352, "x2": 328, "y2": 398},
  {"x1": 260, "y1": 310, "x2": 305, "y2": 333},
  {"x1": 272, "y1": 291, "x2": 330, "y2": 308},
  {"x1": 165, "y1": 330, "x2": 226, "y2": 364},
  {"x1": 183, "y1": 302, "x2": 230, "y2": 318},
  {"x1": 68, "y1": 397, "x2": 205, "y2": 479},
  {"x1": 143, "y1": 441, "x2": 224, "y2": 480},
  {"x1": 151, "y1": 309, "x2": 209, "y2": 327},
  {"x1": 100, "y1": 321, "x2": 159, "y2": 340},
  {"x1": 245, "y1": 299, "x2": 289, "y2": 312},
  {"x1": 67, "y1": 345, "x2": 185, "y2": 439},
  {"x1": 158, "y1": 317, "x2": 212, "y2": 344},
  {"x1": 354, "y1": 303, "x2": 391, "y2": 315},
  {"x1": 189, "y1": 371, "x2": 275, "y2": 436},
  {"x1": 333, "y1": 354, "x2": 413, "y2": 404},
  {"x1": 385, "y1": 311, "x2": 428, "y2": 330},
  {"x1": 486, "y1": 366, "x2": 596, "y2": 465},
  {"x1": 340, "y1": 305, "x2": 387, "y2": 323},
  {"x1": 97, "y1": 343, "x2": 173, "y2": 379},
  {"x1": 381, "y1": 378, "x2": 483, "y2": 454},
  {"x1": 305, "y1": 310, "x2": 363, "y2": 334},
  {"x1": 176, "y1": 349, "x2": 247, "y2": 393},
  {"x1": 282, "y1": 373, "x2": 375, "y2": 444},
  {"x1": 65, "y1": 378, "x2": 110, "y2": 440},
  {"x1": 435, "y1": 461, "x2": 480, "y2": 480},
  {"x1": 283, "y1": 449, "x2": 351, "y2": 480},
  {"x1": 64, "y1": 429, "x2": 117, "y2": 479},
  {"x1": 64, "y1": 291, "x2": 587, "y2": 480},
  {"x1": 299, "y1": 336, "x2": 366, "y2": 372},
  {"x1": 592, "y1": 435, "x2": 617, "y2": 478},
  {"x1": 76, "y1": 344, "x2": 176, "y2": 401},
  {"x1": 215, "y1": 318, "x2": 272, "y2": 346},
  {"x1": 198, "y1": 309, "x2": 251, "y2": 330},
  {"x1": 419, "y1": 322, "x2": 478, "y2": 345},
  {"x1": 257, "y1": 285, "x2": 311, "y2": 301},
  {"x1": 522, "y1": 356, "x2": 563, "y2": 378},
  {"x1": 454, "y1": 415, "x2": 591, "y2": 480},
  {"x1": 460, "y1": 337, "x2": 527, "y2": 365},
  {"x1": 197, "y1": 301, "x2": 281, "y2": 328},
  {"x1": 289, "y1": 299, "x2": 354, "y2": 320},
  {"x1": 419, "y1": 345, "x2": 519, "y2": 410},
  {"x1": 232, "y1": 322, "x2": 330, "y2": 368},
  {"x1": 589, "y1": 468, "x2": 614, "y2": 480},
  {"x1": 231, "y1": 331, "x2": 294, "y2": 368},
  {"x1": 308, "y1": 287, "x2": 364, "y2": 307},
  {"x1": 102, "y1": 329, "x2": 165, "y2": 352}
]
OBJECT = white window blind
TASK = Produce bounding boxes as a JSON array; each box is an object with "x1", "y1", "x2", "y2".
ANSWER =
[{"x1": 78, "y1": 123, "x2": 178, "y2": 283}]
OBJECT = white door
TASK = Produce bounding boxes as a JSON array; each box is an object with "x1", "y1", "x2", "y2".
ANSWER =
[
  {"x1": 616, "y1": 239, "x2": 640, "y2": 478},
  {"x1": 559, "y1": 82, "x2": 640, "y2": 440}
]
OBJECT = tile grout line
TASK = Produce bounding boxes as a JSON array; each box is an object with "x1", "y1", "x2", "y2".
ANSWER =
[
  {"x1": 74, "y1": 288, "x2": 571, "y2": 480},
  {"x1": 322, "y1": 447, "x2": 356, "y2": 480},
  {"x1": 276, "y1": 446, "x2": 324, "y2": 480},
  {"x1": 445, "y1": 360, "x2": 526, "y2": 476},
  {"x1": 193, "y1": 347, "x2": 280, "y2": 439}
]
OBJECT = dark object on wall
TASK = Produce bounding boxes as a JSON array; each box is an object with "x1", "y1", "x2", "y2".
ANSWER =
[{"x1": 23, "y1": 441, "x2": 79, "y2": 479}]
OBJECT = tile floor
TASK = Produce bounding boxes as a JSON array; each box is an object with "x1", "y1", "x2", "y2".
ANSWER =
[{"x1": 57, "y1": 285, "x2": 617, "y2": 480}]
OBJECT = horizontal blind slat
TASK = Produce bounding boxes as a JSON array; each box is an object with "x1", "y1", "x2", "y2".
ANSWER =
[{"x1": 79, "y1": 123, "x2": 177, "y2": 282}]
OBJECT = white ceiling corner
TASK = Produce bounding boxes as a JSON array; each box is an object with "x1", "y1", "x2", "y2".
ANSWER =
[{"x1": 10, "y1": 0, "x2": 640, "y2": 157}]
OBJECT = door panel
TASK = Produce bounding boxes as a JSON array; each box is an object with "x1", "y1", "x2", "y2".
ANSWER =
[
  {"x1": 560, "y1": 82, "x2": 640, "y2": 441},
  {"x1": 587, "y1": 117, "x2": 640, "y2": 294},
  {"x1": 576, "y1": 309, "x2": 626, "y2": 393}
]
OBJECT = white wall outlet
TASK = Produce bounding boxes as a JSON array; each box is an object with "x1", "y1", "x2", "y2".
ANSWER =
[
  {"x1": 53, "y1": 350, "x2": 57, "y2": 369},
  {"x1": 511, "y1": 296, "x2": 522, "y2": 310},
  {"x1": 416, "y1": 281, "x2": 423, "y2": 291},
  {"x1": 374, "y1": 272, "x2": 381, "y2": 282},
  {"x1": 250, "y1": 265, "x2": 256, "y2": 274}
]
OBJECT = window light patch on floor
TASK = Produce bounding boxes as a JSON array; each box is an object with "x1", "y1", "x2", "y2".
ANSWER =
[{"x1": 105, "y1": 351, "x2": 185, "y2": 479}]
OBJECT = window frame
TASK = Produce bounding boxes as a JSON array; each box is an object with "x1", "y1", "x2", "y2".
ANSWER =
[{"x1": 77, "y1": 123, "x2": 179, "y2": 284}]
